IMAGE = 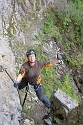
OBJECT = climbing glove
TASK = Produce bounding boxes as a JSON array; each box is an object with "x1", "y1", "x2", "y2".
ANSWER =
[
  {"x1": 57, "y1": 53, "x2": 62, "y2": 60},
  {"x1": 14, "y1": 81, "x2": 18, "y2": 88}
]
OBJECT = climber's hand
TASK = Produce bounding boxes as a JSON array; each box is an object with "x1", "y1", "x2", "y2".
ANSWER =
[
  {"x1": 57, "y1": 53, "x2": 62, "y2": 60},
  {"x1": 57, "y1": 54, "x2": 63, "y2": 65},
  {"x1": 14, "y1": 81, "x2": 18, "y2": 88}
]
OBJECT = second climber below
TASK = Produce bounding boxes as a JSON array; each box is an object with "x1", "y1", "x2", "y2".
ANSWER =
[{"x1": 14, "y1": 49, "x2": 62, "y2": 108}]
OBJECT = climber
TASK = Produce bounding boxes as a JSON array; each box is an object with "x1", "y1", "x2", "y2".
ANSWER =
[{"x1": 14, "y1": 49, "x2": 62, "y2": 108}]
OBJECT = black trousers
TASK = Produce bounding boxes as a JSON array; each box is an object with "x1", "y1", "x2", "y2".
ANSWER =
[{"x1": 18, "y1": 78, "x2": 50, "y2": 108}]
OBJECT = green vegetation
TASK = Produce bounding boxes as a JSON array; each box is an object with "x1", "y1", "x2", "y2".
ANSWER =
[
  {"x1": 22, "y1": 106, "x2": 30, "y2": 117},
  {"x1": 41, "y1": 13, "x2": 62, "y2": 42},
  {"x1": 33, "y1": 0, "x2": 83, "y2": 102},
  {"x1": 41, "y1": 13, "x2": 60, "y2": 39},
  {"x1": 54, "y1": 75, "x2": 79, "y2": 102},
  {"x1": 61, "y1": 75, "x2": 79, "y2": 102}
]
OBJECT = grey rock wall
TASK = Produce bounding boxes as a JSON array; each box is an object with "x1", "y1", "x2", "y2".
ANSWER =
[
  {"x1": 50, "y1": 88, "x2": 83, "y2": 125},
  {"x1": 0, "y1": 38, "x2": 22, "y2": 125},
  {"x1": 0, "y1": 0, "x2": 22, "y2": 123}
]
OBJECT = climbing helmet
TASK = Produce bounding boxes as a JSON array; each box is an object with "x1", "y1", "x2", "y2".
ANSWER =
[{"x1": 26, "y1": 49, "x2": 36, "y2": 57}]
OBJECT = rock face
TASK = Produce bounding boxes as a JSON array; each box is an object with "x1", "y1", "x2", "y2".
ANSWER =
[
  {"x1": 0, "y1": 0, "x2": 22, "y2": 123},
  {"x1": 50, "y1": 88, "x2": 83, "y2": 125},
  {"x1": 0, "y1": 1, "x2": 22, "y2": 124},
  {"x1": 65, "y1": 100, "x2": 83, "y2": 125},
  {"x1": 0, "y1": 38, "x2": 22, "y2": 125}
]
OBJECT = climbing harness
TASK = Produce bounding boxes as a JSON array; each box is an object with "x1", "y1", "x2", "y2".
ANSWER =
[{"x1": 35, "y1": 84, "x2": 41, "y2": 91}]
